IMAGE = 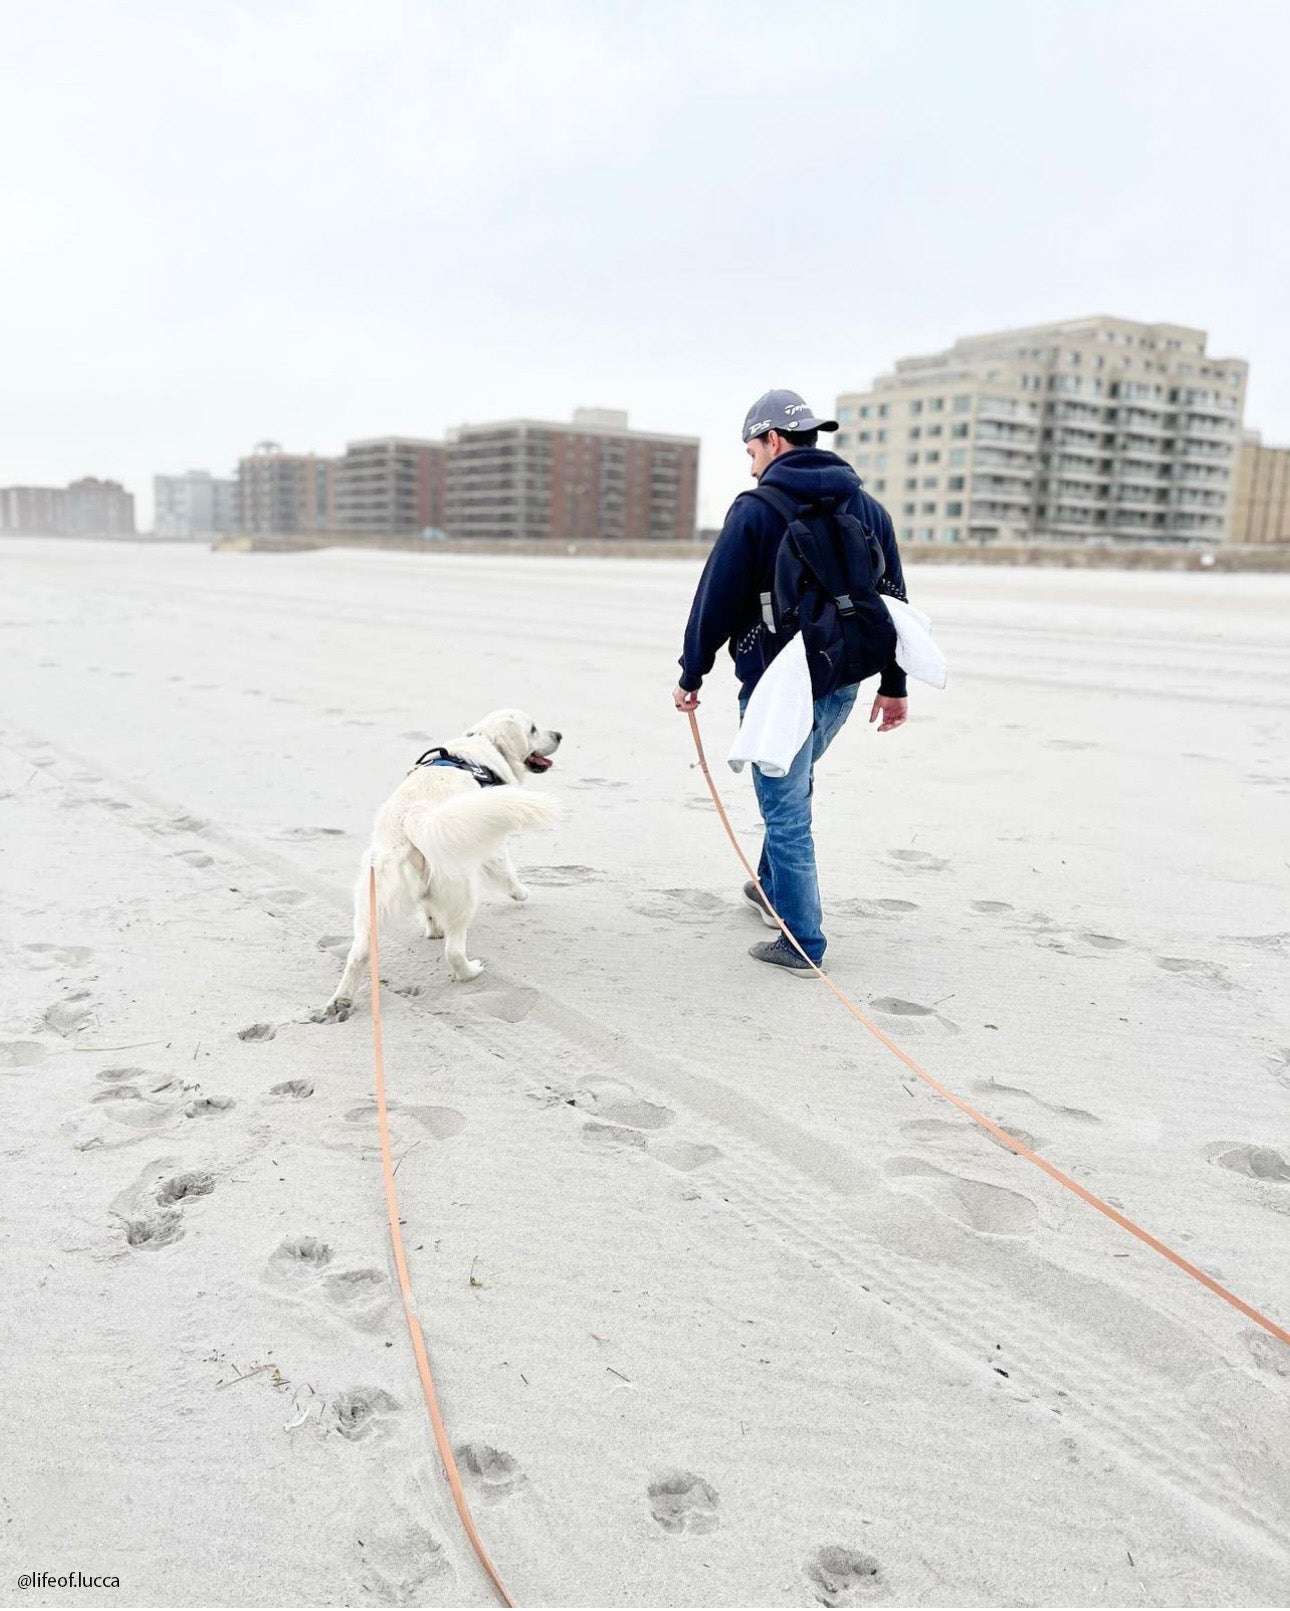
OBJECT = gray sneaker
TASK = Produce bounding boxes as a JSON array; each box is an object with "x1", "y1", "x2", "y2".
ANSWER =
[
  {"x1": 748, "y1": 936, "x2": 818, "y2": 974},
  {"x1": 742, "y1": 880, "x2": 779, "y2": 929}
]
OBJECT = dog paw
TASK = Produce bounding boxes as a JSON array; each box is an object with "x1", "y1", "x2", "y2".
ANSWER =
[
  {"x1": 508, "y1": 884, "x2": 530, "y2": 903},
  {"x1": 313, "y1": 998, "x2": 352, "y2": 1024},
  {"x1": 451, "y1": 960, "x2": 484, "y2": 982}
]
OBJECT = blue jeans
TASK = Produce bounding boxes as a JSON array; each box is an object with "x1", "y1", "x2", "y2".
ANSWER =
[{"x1": 737, "y1": 683, "x2": 859, "y2": 965}]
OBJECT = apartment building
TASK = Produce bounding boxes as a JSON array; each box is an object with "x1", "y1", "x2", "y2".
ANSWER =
[
  {"x1": 835, "y1": 317, "x2": 1248, "y2": 545},
  {"x1": 236, "y1": 442, "x2": 335, "y2": 533},
  {"x1": 153, "y1": 470, "x2": 238, "y2": 538},
  {"x1": 0, "y1": 485, "x2": 66, "y2": 534},
  {"x1": 1, "y1": 478, "x2": 135, "y2": 535},
  {"x1": 332, "y1": 437, "x2": 447, "y2": 535},
  {"x1": 445, "y1": 409, "x2": 699, "y2": 543},
  {"x1": 1232, "y1": 431, "x2": 1290, "y2": 544}
]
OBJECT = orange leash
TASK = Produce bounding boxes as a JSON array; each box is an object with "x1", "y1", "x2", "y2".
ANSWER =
[
  {"x1": 687, "y1": 711, "x2": 1290, "y2": 1349},
  {"x1": 369, "y1": 867, "x2": 517, "y2": 1608}
]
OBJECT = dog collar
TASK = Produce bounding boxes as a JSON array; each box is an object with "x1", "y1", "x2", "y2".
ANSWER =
[{"x1": 412, "y1": 746, "x2": 505, "y2": 789}]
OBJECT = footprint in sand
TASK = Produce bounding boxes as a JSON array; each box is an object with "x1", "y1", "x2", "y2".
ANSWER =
[
  {"x1": 43, "y1": 993, "x2": 95, "y2": 1036},
  {"x1": 971, "y1": 900, "x2": 1013, "y2": 914},
  {"x1": 974, "y1": 1077, "x2": 1100, "y2": 1125},
  {"x1": 269, "y1": 1079, "x2": 314, "y2": 1100},
  {"x1": 474, "y1": 986, "x2": 539, "y2": 1023},
  {"x1": 870, "y1": 997, "x2": 933, "y2": 1017},
  {"x1": 1245, "y1": 1330, "x2": 1290, "y2": 1378},
  {"x1": 162, "y1": 813, "x2": 209, "y2": 835},
  {"x1": 523, "y1": 864, "x2": 607, "y2": 887},
  {"x1": 238, "y1": 1022, "x2": 277, "y2": 1042},
  {"x1": 568, "y1": 777, "x2": 627, "y2": 791},
  {"x1": 577, "y1": 1086, "x2": 675, "y2": 1131},
  {"x1": 650, "y1": 1139, "x2": 722, "y2": 1173},
  {"x1": 582, "y1": 1120, "x2": 647, "y2": 1151},
  {"x1": 270, "y1": 825, "x2": 346, "y2": 841},
  {"x1": 1045, "y1": 737, "x2": 1099, "y2": 752},
  {"x1": 353, "y1": 1515, "x2": 453, "y2": 1600},
  {"x1": 627, "y1": 888, "x2": 726, "y2": 924},
  {"x1": 343, "y1": 1101, "x2": 465, "y2": 1140},
  {"x1": 264, "y1": 1236, "x2": 335, "y2": 1290},
  {"x1": 886, "y1": 848, "x2": 949, "y2": 872},
  {"x1": 647, "y1": 1471, "x2": 719, "y2": 1534},
  {"x1": 22, "y1": 942, "x2": 94, "y2": 970},
  {"x1": 172, "y1": 848, "x2": 214, "y2": 869},
  {"x1": 835, "y1": 898, "x2": 917, "y2": 920},
  {"x1": 0, "y1": 1041, "x2": 49, "y2": 1071},
  {"x1": 1213, "y1": 1145, "x2": 1290, "y2": 1184},
  {"x1": 883, "y1": 1156, "x2": 1038, "y2": 1236},
  {"x1": 326, "y1": 1387, "x2": 401, "y2": 1442},
  {"x1": 185, "y1": 1095, "x2": 234, "y2": 1118},
  {"x1": 324, "y1": 1268, "x2": 394, "y2": 1329},
  {"x1": 455, "y1": 1443, "x2": 526, "y2": 1501},
  {"x1": 805, "y1": 1545, "x2": 882, "y2": 1607},
  {"x1": 1155, "y1": 956, "x2": 1233, "y2": 991},
  {"x1": 155, "y1": 1171, "x2": 215, "y2": 1205},
  {"x1": 1082, "y1": 932, "x2": 1129, "y2": 950},
  {"x1": 901, "y1": 1116, "x2": 1043, "y2": 1155},
  {"x1": 870, "y1": 998, "x2": 960, "y2": 1034},
  {"x1": 123, "y1": 1211, "x2": 185, "y2": 1249},
  {"x1": 317, "y1": 934, "x2": 353, "y2": 957}
]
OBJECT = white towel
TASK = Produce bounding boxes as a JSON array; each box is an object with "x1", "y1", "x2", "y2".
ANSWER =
[
  {"x1": 883, "y1": 595, "x2": 947, "y2": 689},
  {"x1": 727, "y1": 633, "x2": 813, "y2": 777}
]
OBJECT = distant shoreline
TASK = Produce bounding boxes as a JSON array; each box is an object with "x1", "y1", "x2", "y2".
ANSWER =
[{"x1": 4, "y1": 529, "x2": 1289, "y2": 571}]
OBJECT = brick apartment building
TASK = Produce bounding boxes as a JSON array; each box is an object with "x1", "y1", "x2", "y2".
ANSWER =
[
  {"x1": 332, "y1": 437, "x2": 447, "y2": 535},
  {"x1": 0, "y1": 478, "x2": 135, "y2": 535},
  {"x1": 445, "y1": 409, "x2": 699, "y2": 542},
  {"x1": 236, "y1": 442, "x2": 335, "y2": 533},
  {"x1": 1232, "y1": 431, "x2": 1290, "y2": 544}
]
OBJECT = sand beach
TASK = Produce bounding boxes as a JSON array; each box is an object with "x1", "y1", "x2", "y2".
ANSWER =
[{"x1": 1, "y1": 537, "x2": 1288, "y2": 1607}]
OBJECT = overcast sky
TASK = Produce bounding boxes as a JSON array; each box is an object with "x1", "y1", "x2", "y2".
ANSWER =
[{"x1": 2, "y1": 0, "x2": 1288, "y2": 528}]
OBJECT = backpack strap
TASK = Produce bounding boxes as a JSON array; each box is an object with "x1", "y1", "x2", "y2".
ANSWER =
[{"x1": 742, "y1": 485, "x2": 803, "y2": 632}]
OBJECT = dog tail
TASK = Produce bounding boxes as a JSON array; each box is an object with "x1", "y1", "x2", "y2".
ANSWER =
[{"x1": 402, "y1": 786, "x2": 557, "y2": 871}]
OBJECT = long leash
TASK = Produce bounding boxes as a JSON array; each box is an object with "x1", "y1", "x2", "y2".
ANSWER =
[
  {"x1": 687, "y1": 711, "x2": 1290, "y2": 1349},
  {"x1": 368, "y1": 867, "x2": 517, "y2": 1608}
]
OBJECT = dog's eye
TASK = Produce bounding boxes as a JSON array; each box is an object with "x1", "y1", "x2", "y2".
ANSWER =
[{"x1": 530, "y1": 724, "x2": 536, "y2": 735}]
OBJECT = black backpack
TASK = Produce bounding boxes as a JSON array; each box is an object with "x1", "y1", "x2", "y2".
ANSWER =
[{"x1": 748, "y1": 483, "x2": 898, "y2": 698}]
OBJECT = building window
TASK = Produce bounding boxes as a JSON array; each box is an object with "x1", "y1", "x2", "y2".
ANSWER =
[
  {"x1": 917, "y1": 526, "x2": 934, "y2": 540},
  {"x1": 859, "y1": 430, "x2": 872, "y2": 443},
  {"x1": 946, "y1": 501, "x2": 962, "y2": 516},
  {"x1": 859, "y1": 405, "x2": 872, "y2": 418},
  {"x1": 901, "y1": 527, "x2": 914, "y2": 540},
  {"x1": 925, "y1": 450, "x2": 940, "y2": 464},
  {"x1": 943, "y1": 526, "x2": 961, "y2": 542},
  {"x1": 909, "y1": 400, "x2": 923, "y2": 416},
  {"x1": 922, "y1": 475, "x2": 938, "y2": 488},
  {"x1": 904, "y1": 477, "x2": 917, "y2": 491},
  {"x1": 951, "y1": 423, "x2": 970, "y2": 438},
  {"x1": 906, "y1": 452, "x2": 919, "y2": 465},
  {"x1": 876, "y1": 429, "x2": 887, "y2": 442},
  {"x1": 878, "y1": 404, "x2": 890, "y2": 419},
  {"x1": 909, "y1": 426, "x2": 921, "y2": 440},
  {"x1": 928, "y1": 397, "x2": 944, "y2": 411},
  {"x1": 927, "y1": 424, "x2": 942, "y2": 437},
  {"x1": 921, "y1": 501, "x2": 937, "y2": 514},
  {"x1": 947, "y1": 475, "x2": 965, "y2": 490},
  {"x1": 872, "y1": 479, "x2": 886, "y2": 493},
  {"x1": 838, "y1": 406, "x2": 856, "y2": 422},
  {"x1": 902, "y1": 503, "x2": 915, "y2": 516},
  {"x1": 953, "y1": 395, "x2": 972, "y2": 412},
  {"x1": 949, "y1": 450, "x2": 967, "y2": 466}
]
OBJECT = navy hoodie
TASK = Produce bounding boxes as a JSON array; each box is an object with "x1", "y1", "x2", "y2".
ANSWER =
[{"x1": 678, "y1": 449, "x2": 909, "y2": 700}]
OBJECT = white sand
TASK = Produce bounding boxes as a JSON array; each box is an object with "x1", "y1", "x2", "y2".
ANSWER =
[{"x1": 2, "y1": 536, "x2": 1288, "y2": 1609}]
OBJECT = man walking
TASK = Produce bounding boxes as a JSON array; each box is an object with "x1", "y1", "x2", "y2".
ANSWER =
[{"x1": 673, "y1": 389, "x2": 909, "y2": 972}]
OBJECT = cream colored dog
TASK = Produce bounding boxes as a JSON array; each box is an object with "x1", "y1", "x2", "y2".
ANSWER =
[{"x1": 322, "y1": 709, "x2": 560, "y2": 1018}]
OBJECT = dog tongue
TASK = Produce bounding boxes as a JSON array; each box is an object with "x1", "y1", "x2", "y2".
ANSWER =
[{"x1": 526, "y1": 753, "x2": 553, "y2": 772}]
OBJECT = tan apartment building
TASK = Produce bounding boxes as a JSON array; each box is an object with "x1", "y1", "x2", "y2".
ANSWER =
[
  {"x1": 1232, "y1": 431, "x2": 1290, "y2": 544},
  {"x1": 332, "y1": 437, "x2": 447, "y2": 535},
  {"x1": 237, "y1": 442, "x2": 336, "y2": 533},
  {"x1": 445, "y1": 409, "x2": 699, "y2": 543},
  {"x1": 1, "y1": 478, "x2": 135, "y2": 535},
  {"x1": 835, "y1": 317, "x2": 1248, "y2": 545}
]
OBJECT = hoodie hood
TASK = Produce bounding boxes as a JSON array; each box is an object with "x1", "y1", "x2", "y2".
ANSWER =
[{"x1": 758, "y1": 448, "x2": 861, "y2": 506}]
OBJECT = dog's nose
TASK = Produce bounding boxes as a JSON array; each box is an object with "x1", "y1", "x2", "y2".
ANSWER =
[{"x1": 552, "y1": 730, "x2": 562, "y2": 743}]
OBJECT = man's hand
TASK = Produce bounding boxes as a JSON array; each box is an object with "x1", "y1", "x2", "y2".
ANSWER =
[
  {"x1": 869, "y1": 695, "x2": 908, "y2": 733},
  {"x1": 673, "y1": 684, "x2": 700, "y2": 712}
]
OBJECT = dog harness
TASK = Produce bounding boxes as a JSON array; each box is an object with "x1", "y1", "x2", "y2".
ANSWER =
[{"x1": 412, "y1": 746, "x2": 505, "y2": 789}]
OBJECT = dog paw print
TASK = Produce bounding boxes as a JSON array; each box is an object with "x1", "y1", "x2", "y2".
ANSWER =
[{"x1": 647, "y1": 1470, "x2": 718, "y2": 1534}]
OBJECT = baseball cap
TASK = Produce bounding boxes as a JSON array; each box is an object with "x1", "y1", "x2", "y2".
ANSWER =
[{"x1": 741, "y1": 389, "x2": 840, "y2": 443}]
